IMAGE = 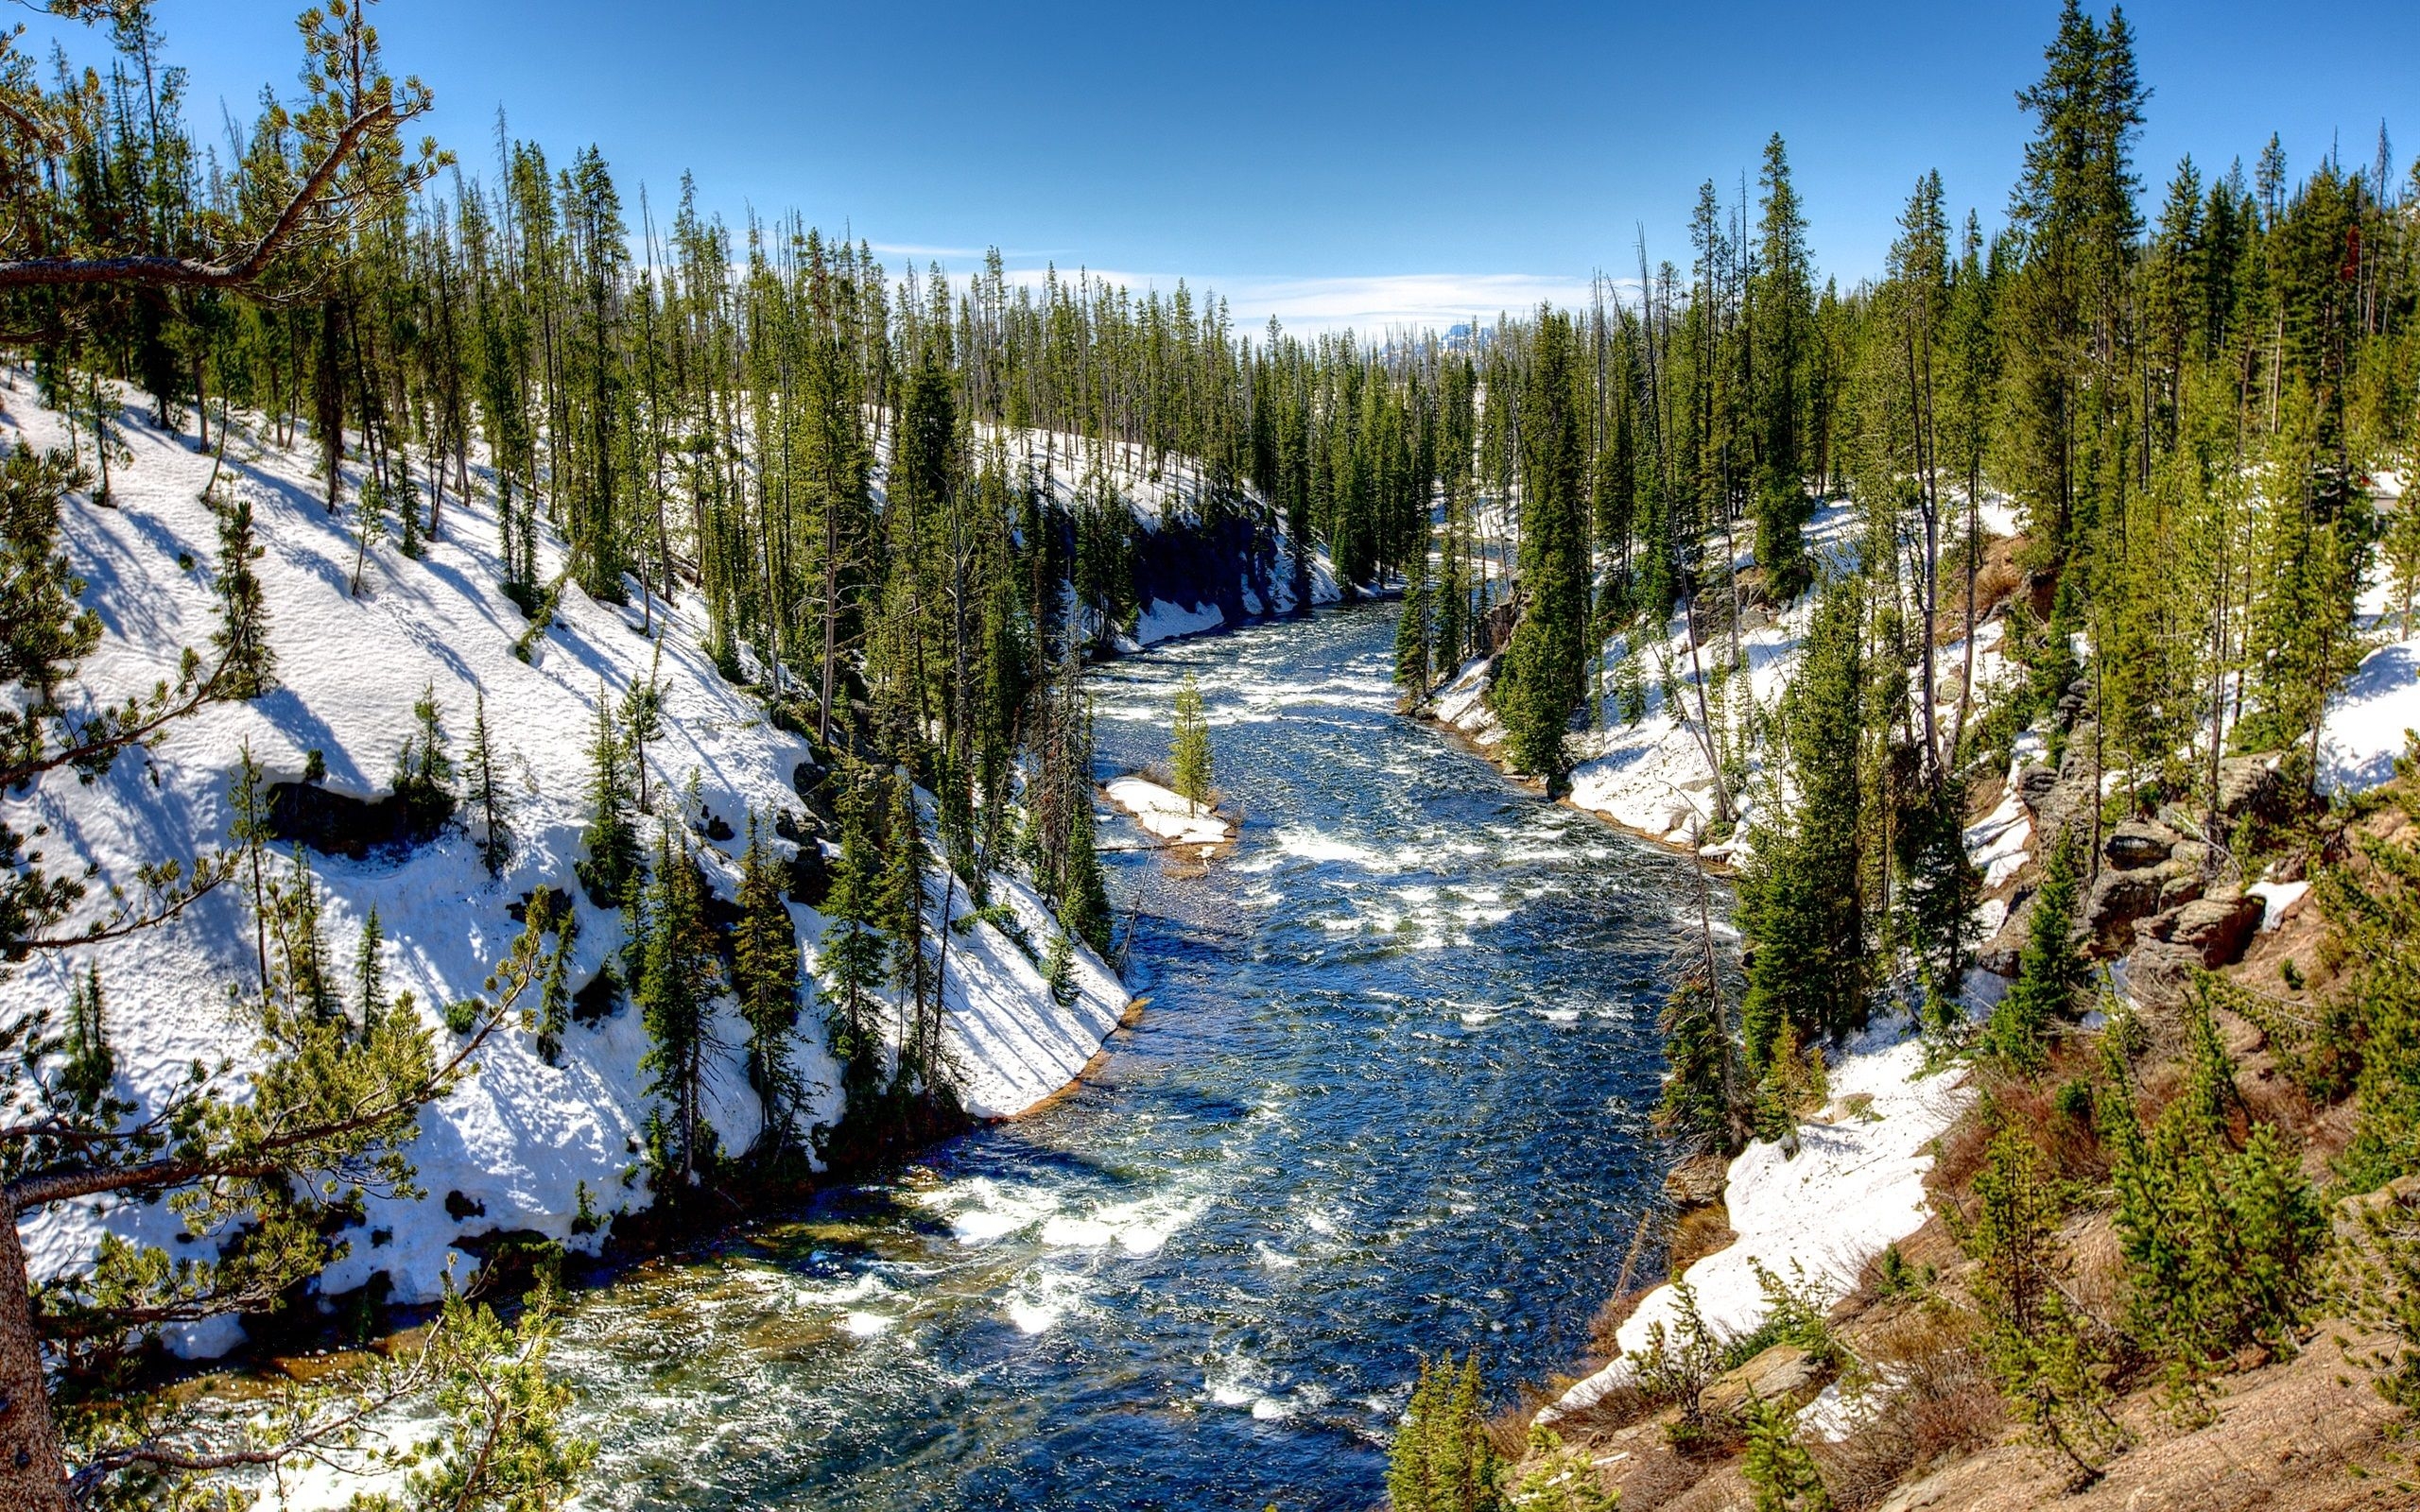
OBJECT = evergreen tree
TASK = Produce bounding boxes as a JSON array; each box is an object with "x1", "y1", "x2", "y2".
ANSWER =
[
  {"x1": 880, "y1": 767, "x2": 936, "y2": 1092},
  {"x1": 530, "y1": 885, "x2": 577, "y2": 1066},
  {"x1": 1983, "y1": 833, "x2": 2088, "y2": 1073},
  {"x1": 208, "y1": 484, "x2": 276, "y2": 698},
  {"x1": 1961, "y1": 1126, "x2": 2123, "y2": 1485},
  {"x1": 1169, "y1": 673, "x2": 1213, "y2": 815},
  {"x1": 576, "y1": 679, "x2": 638, "y2": 906},
  {"x1": 465, "y1": 686, "x2": 512, "y2": 879},
  {"x1": 623, "y1": 642, "x2": 665, "y2": 814},
  {"x1": 1740, "y1": 1391, "x2": 1834, "y2": 1511},
  {"x1": 2103, "y1": 999, "x2": 2325, "y2": 1393},
  {"x1": 1739, "y1": 581, "x2": 1867, "y2": 1066},
  {"x1": 1386, "y1": 1352, "x2": 1503, "y2": 1512},
  {"x1": 734, "y1": 812, "x2": 803, "y2": 1160},
  {"x1": 817, "y1": 761, "x2": 890, "y2": 1105},
  {"x1": 1655, "y1": 966, "x2": 1746, "y2": 1154},
  {"x1": 632, "y1": 821, "x2": 719, "y2": 1187},
  {"x1": 231, "y1": 738, "x2": 275, "y2": 990},
  {"x1": 392, "y1": 679, "x2": 457, "y2": 834},
  {"x1": 59, "y1": 963, "x2": 114, "y2": 1114},
  {"x1": 1752, "y1": 132, "x2": 1816, "y2": 601},
  {"x1": 354, "y1": 907, "x2": 389, "y2": 1030},
  {"x1": 1493, "y1": 310, "x2": 1590, "y2": 791},
  {"x1": 1395, "y1": 560, "x2": 1434, "y2": 701}
]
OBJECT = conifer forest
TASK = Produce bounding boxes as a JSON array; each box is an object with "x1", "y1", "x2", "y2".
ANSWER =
[{"x1": 4, "y1": 2, "x2": 2420, "y2": 1508}]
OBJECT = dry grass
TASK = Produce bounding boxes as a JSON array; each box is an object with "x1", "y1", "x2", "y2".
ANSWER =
[
  {"x1": 1816, "y1": 1304, "x2": 2006, "y2": 1510},
  {"x1": 1589, "y1": 1285, "x2": 1653, "y2": 1363},
  {"x1": 1668, "y1": 1204, "x2": 1737, "y2": 1274}
]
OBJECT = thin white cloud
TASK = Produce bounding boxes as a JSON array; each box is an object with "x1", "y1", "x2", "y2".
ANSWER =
[{"x1": 902, "y1": 262, "x2": 1620, "y2": 338}]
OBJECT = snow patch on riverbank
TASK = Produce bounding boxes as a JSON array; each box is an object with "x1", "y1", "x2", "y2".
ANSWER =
[
  {"x1": 1431, "y1": 498, "x2": 2023, "y2": 856},
  {"x1": 2319, "y1": 638, "x2": 2420, "y2": 795},
  {"x1": 0, "y1": 373, "x2": 1129, "y2": 1354},
  {"x1": 1541, "y1": 1025, "x2": 1973, "y2": 1423},
  {"x1": 1104, "y1": 775, "x2": 1231, "y2": 849}
]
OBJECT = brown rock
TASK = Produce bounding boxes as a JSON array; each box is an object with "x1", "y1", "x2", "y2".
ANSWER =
[
  {"x1": 2104, "y1": 818, "x2": 2183, "y2": 870},
  {"x1": 1700, "y1": 1342, "x2": 1825, "y2": 1418},
  {"x1": 2146, "y1": 887, "x2": 2263, "y2": 968},
  {"x1": 2086, "y1": 868, "x2": 2167, "y2": 953},
  {"x1": 2158, "y1": 867, "x2": 2206, "y2": 910},
  {"x1": 2015, "y1": 765, "x2": 2059, "y2": 815},
  {"x1": 2126, "y1": 939, "x2": 2205, "y2": 1009},
  {"x1": 1663, "y1": 1152, "x2": 1729, "y2": 1209},
  {"x1": 2219, "y1": 753, "x2": 2282, "y2": 818}
]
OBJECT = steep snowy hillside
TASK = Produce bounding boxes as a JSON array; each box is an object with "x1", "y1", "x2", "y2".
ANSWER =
[
  {"x1": 933, "y1": 423, "x2": 1344, "y2": 646},
  {"x1": 0, "y1": 370, "x2": 1152, "y2": 1356}
]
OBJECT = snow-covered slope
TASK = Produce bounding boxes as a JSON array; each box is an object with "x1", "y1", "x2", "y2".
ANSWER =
[
  {"x1": 1540, "y1": 1024, "x2": 1973, "y2": 1425},
  {"x1": 937, "y1": 423, "x2": 1343, "y2": 650},
  {"x1": 1435, "y1": 500, "x2": 2022, "y2": 855},
  {"x1": 0, "y1": 370, "x2": 1128, "y2": 1355}
]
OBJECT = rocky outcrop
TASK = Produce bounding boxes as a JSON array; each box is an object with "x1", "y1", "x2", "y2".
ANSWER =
[
  {"x1": 1664, "y1": 1152, "x2": 1730, "y2": 1209},
  {"x1": 2102, "y1": 818, "x2": 2182, "y2": 870},
  {"x1": 1700, "y1": 1343, "x2": 1828, "y2": 1418},
  {"x1": 2124, "y1": 886, "x2": 2264, "y2": 1009}
]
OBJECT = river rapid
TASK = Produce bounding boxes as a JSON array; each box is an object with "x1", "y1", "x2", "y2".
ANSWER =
[{"x1": 540, "y1": 603, "x2": 1708, "y2": 1510}]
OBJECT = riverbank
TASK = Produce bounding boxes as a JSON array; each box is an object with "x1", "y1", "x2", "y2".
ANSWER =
[{"x1": 0, "y1": 373, "x2": 1298, "y2": 1362}]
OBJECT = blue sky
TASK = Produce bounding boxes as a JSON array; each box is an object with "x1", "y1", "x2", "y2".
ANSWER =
[{"x1": 24, "y1": 1, "x2": 2420, "y2": 333}]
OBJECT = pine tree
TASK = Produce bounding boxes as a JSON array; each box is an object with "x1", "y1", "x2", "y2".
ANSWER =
[
  {"x1": 465, "y1": 685, "x2": 512, "y2": 879},
  {"x1": 393, "y1": 679, "x2": 457, "y2": 834},
  {"x1": 59, "y1": 962, "x2": 114, "y2": 1114},
  {"x1": 577, "y1": 679, "x2": 639, "y2": 906},
  {"x1": 269, "y1": 848, "x2": 342, "y2": 1023},
  {"x1": 2104, "y1": 997, "x2": 2325, "y2": 1390},
  {"x1": 1752, "y1": 132, "x2": 1816, "y2": 601},
  {"x1": 530, "y1": 886, "x2": 577, "y2": 1066},
  {"x1": 880, "y1": 767, "x2": 936, "y2": 1092},
  {"x1": 734, "y1": 812, "x2": 803, "y2": 1160},
  {"x1": 632, "y1": 821, "x2": 719, "y2": 1187},
  {"x1": 1655, "y1": 967, "x2": 1746, "y2": 1154},
  {"x1": 1493, "y1": 311, "x2": 1590, "y2": 792},
  {"x1": 208, "y1": 484, "x2": 275, "y2": 698},
  {"x1": 1061, "y1": 771, "x2": 1114, "y2": 957},
  {"x1": 354, "y1": 907, "x2": 389, "y2": 1029},
  {"x1": 1739, "y1": 581, "x2": 1867, "y2": 1066},
  {"x1": 231, "y1": 738, "x2": 275, "y2": 991},
  {"x1": 1740, "y1": 1391, "x2": 1834, "y2": 1511},
  {"x1": 1387, "y1": 1352, "x2": 1503, "y2": 1512},
  {"x1": 1395, "y1": 562, "x2": 1434, "y2": 701},
  {"x1": 623, "y1": 641, "x2": 665, "y2": 814},
  {"x1": 1983, "y1": 833, "x2": 2087, "y2": 1073},
  {"x1": 1169, "y1": 673, "x2": 1213, "y2": 815},
  {"x1": 1961, "y1": 1126, "x2": 2123, "y2": 1485},
  {"x1": 349, "y1": 472, "x2": 388, "y2": 596},
  {"x1": 818, "y1": 760, "x2": 890, "y2": 1104}
]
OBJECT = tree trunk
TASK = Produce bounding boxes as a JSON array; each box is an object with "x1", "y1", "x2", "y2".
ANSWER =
[{"x1": 0, "y1": 1215, "x2": 70, "y2": 1512}]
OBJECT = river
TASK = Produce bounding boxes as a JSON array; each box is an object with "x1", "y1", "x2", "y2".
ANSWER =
[{"x1": 539, "y1": 603, "x2": 1707, "y2": 1510}]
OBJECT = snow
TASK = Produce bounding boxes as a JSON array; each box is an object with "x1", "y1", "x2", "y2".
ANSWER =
[
  {"x1": 2247, "y1": 879, "x2": 2310, "y2": 933},
  {"x1": 1435, "y1": 497, "x2": 2022, "y2": 861},
  {"x1": 1963, "y1": 786, "x2": 2034, "y2": 892},
  {"x1": 945, "y1": 421, "x2": 1344, "y2": 653},
  {"x1": 0, "y1": 371, "x2": 1131, "y2": 1351},
  {"x1": 2318, "y1": 638, "x2": 2420, "y2": 795},
  {"x1": 1539, "y1": 1026, "x2": 1973, "y2": 1424},
  {"x1": 1104, "y1": 776, "x2": 1232, "y2": 849}
]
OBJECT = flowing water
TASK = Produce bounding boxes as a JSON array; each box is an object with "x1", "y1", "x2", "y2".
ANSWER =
[{"x1": 544, "y1": 604, "x2": 1706, "y2": 1510}]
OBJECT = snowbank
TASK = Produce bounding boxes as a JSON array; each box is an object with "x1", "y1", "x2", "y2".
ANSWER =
[
  {"x1": 1103, "y1": 776, "x2": 1231, "y2": 850},
  {"x1": 0, "y1": 372, "x2": 1128, "y2": 1352},
  {"x1": 2319, "y1": 638, "x2": 2420, "y2": 795},
  {"x1": 1434, "y1": 499, "x2": 2020, "y2": 858},
  {"x1": 1540, "y1": 1027, "x2": 1973, "y2": 1424}
]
